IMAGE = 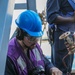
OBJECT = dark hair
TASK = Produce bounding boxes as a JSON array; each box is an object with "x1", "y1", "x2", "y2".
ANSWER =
[{"x1": 16, "y1": 27, "x2": 28, "y2": 40}]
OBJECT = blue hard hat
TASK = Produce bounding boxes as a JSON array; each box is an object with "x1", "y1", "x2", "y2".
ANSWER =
[{"x1": 15, "y1": 10, "x2": 43, "y2": 37}]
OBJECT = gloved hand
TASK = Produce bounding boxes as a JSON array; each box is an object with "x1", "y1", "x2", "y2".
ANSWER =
[{"x1": 50, "y1": 67, "x2": 62, "y2": 75}]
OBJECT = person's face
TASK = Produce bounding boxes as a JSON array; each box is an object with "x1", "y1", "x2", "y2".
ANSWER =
[{"x1": 23, "y1": 35, "x2": 40, "y2": 49}]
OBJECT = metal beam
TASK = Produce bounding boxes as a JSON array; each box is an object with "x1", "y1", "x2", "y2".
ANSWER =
[
  {"x1": 14, "y1": 0, "x2": 37, "y2": 11},
  {"x1": 0, "y1": 0, "x2": 15, "y2": 75},
  {"x1": 27, "y1": 0, "x2": 37, "y2": 12},
  {"x1": 14, "y1": 3, "x2": 27, "y2": 9}
]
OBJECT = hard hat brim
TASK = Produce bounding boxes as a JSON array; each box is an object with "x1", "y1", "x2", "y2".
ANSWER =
[{"x1": 22, "y1": 28, "x2": 43, "y2": 37}]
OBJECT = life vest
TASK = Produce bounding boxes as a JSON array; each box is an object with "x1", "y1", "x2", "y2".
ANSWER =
[{"x1": 7, "y1": 37, "x2": 45, "y2": 75}]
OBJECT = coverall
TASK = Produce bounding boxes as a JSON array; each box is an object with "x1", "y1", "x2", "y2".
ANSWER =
[{"x1": 46, "y1": 0, "x2": 75, "y2": 74}]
